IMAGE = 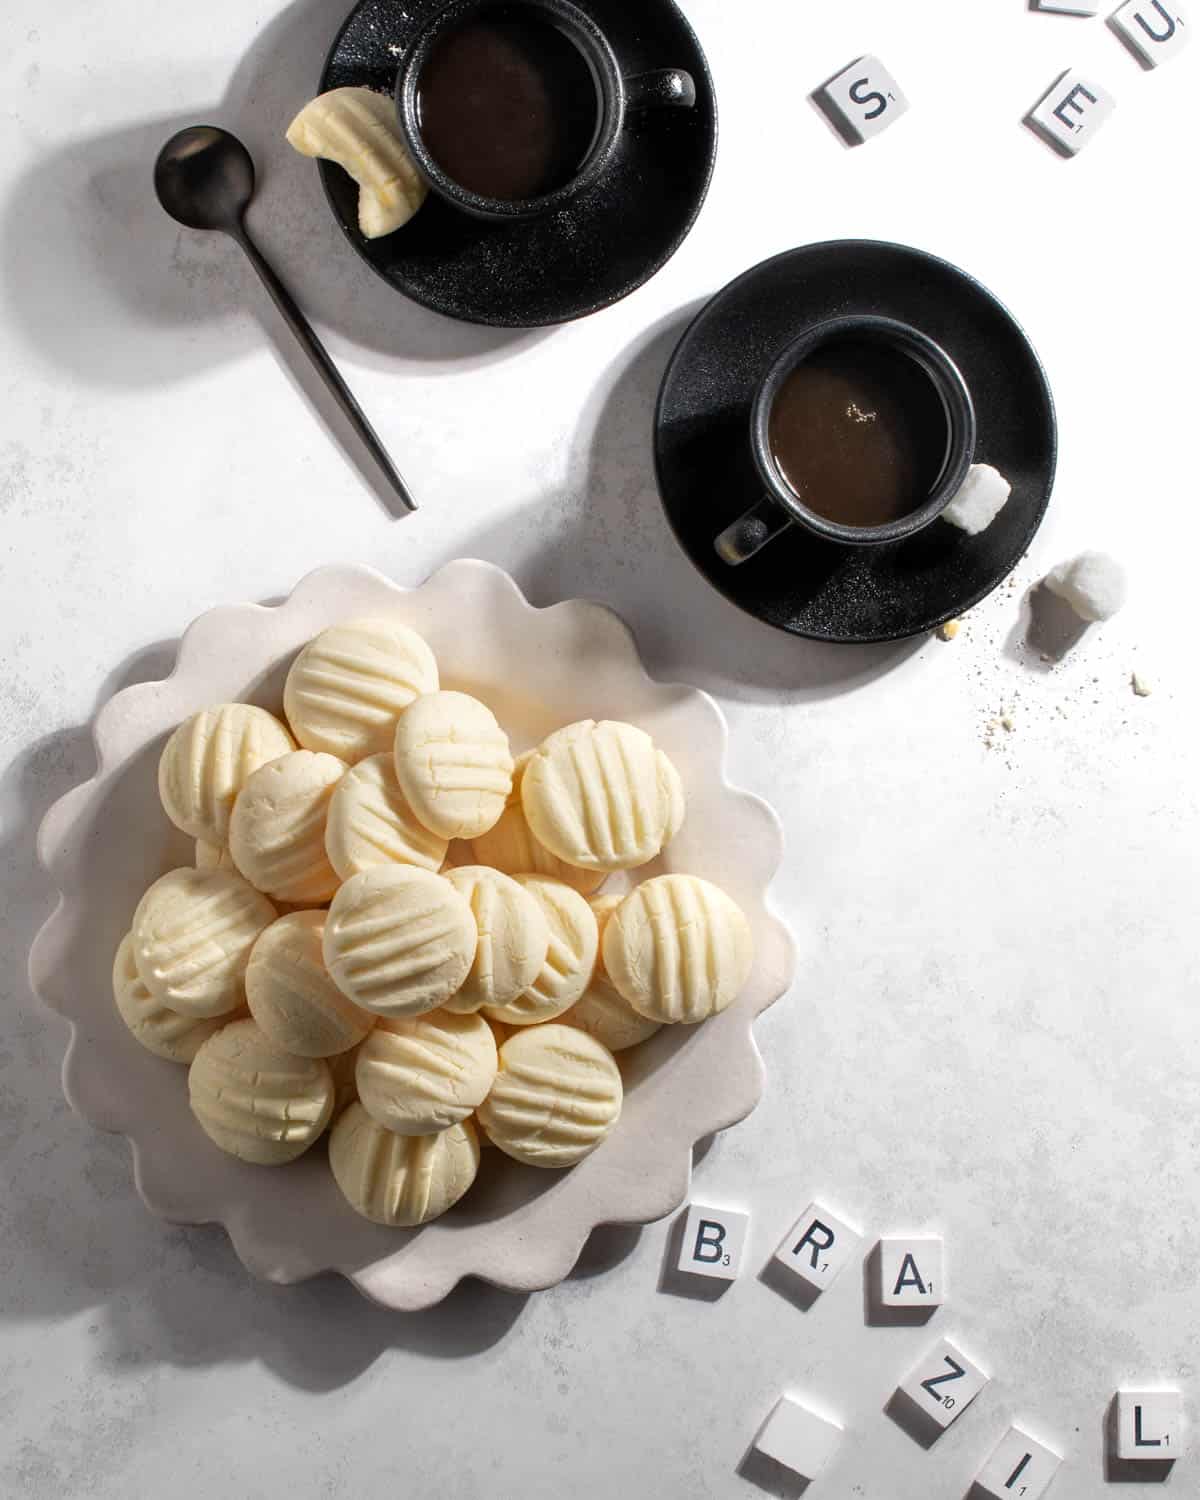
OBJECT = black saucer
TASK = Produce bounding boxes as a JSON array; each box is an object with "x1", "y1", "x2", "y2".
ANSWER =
[
  {"x1": 654, "y1": 242, "x2": 1057, "y2": 643},
  {"x1": 318, "y1": 0, "x2": 717, "y2": 327}
]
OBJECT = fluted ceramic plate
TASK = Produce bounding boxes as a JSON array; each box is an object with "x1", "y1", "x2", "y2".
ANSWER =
[{"x1": 29, "y1": 561, "x2": 794, "y2": 1309}]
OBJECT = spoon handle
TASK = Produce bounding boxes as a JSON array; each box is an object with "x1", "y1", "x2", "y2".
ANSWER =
[{"x1": 233, "y1": 222, "x2": 417, "y2": 513}]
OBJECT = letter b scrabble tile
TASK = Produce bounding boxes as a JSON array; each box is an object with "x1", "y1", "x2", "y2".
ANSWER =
[
  {"x1": 1110, "y1": 1, "x2": 1191, "y2": 67},
  {"x1": 1026, "y1": 70, "x2": 1117, "y2": 155},
  {"x1": 676, "y1": 1203, "x2": 748, "y2": 1281},
  {"x1": 816, "y1": 55, "x2": 909, "y2": 144},
  {"x1": 897, "y1": 1337, "x2": 990, "y2": 1431},
  {"x1": 879, "y1": 1236, "x2": 944, "y2": 1307},
  {"x1": 753, "y1": 1396, "x2": 842, "y2": 1481},
  {"x1": 773, "y1": 1201, "x2": 863, "y2": 1293},
  {"x1": 1115, "y1": 1390, "x2": 1184, "y2": 1460},
  {"x1": 974, "y1": 1426, "x2": 1063, "y2": 1498}
]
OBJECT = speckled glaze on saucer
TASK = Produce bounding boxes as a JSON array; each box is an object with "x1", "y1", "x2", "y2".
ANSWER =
[
  {"x1": 317, "y1": 0, "x2": 717, "y2": 326},
  {"x1": 655, "y1": 241, "x2": 1057, "y2": 643}
]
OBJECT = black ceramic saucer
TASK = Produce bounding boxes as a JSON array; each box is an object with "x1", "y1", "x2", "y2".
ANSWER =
[
  {"x1": 654, "y1": 241, "x2": 1057, "y2": 643},
  {"x1": 318, "y1": 0, "x2": 716, "y2": 327}
]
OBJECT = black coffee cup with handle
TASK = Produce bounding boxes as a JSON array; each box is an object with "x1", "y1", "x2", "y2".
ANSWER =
[
  {"x1": 715, "y1": 315, "x2": 977, "y2": 566},
  {"x1": 395, "y1": 0, "x2": 696, "y2": 223}
]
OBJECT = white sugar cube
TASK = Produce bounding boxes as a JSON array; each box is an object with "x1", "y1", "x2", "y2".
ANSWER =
[
  {"x1": 942, "y1": 464, "x2": 1012, "y2": 535},
  {"x1": 753, "y1": 1396, "x2": 842, "y2": 1479},
  {"x1": 1027, "y1": 71, "x2": 1116, "y2": 155},
  {"x1": 1043, "y1": 551, "x2": 1128, "y2": 621},
  {"x1": 1110, "y1": 1, "x2": 1190, "y2": 66}
]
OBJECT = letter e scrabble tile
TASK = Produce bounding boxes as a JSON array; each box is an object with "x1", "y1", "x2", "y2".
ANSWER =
[
  {"x1": 1026, "y1": 71, "x2": 1116, "y2": 154},
  {"x1": 975, "y1": 1425, "x2": 1063, "y2": 1499},
  {"x1": 773, "y1": 1201, "x2": 863, "y2": 1293},
  {"x1": 676, "y1": 1204, "x2": 748, "y2": 1281},
  {"x1": 879, "y1": 1236, "x2": 944, "y2": 1307},
  {"x1": 897, "y1": 1337, "x2": 989, "y2": 1431},
  {"x1": 753, "y1": 1396, "x2": 842, "y2": 1481},
  {"x1": 1115, "y1": 1389, "x2": 1184, "y2": 1460},
  {"x1": 817, "y1": 56, "x2": 909, "y2": 144},
  {"x1": 1110, "y1": 1, "x2": 1191, "y2": 66}
]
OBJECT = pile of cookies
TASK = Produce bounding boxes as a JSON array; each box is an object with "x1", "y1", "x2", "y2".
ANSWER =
[{"x1": 113, "y1": 618, "x2": 754, "y2": 1228}]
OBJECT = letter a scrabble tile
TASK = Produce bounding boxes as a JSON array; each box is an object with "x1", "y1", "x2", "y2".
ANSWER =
[
  {"x1": 676, "y1": 1204, "x2": 749, "y2": 1281},
  {"x1": 897, "y1": 1337, "x2": 990, "y2": 1431},
  {"x1": 1115, "y1": 1390, "x2": 1184, "y2": 1460},
  {"x1": 974, "y1": 1425, "x2": 1063, "y2": 1498},
  {"x1": 773, "y1": 1201, "x2": 863, "y2": 1294},
  {"x1": 753, "y1": 1396, "x2": 842, "y2": 1481},
  {"x1": 879, "y1": 1236, "x2": 944, "y2": 1307},
  {"x1": 816, "y1": 56, "x2": 909, "y2": 144},
  {"x1": 1109, "y1": 1, "x2": 1191, "y2": 66},
  {"x1": 1026, "y1": 70, "x2": 1117, "y2": 154}
]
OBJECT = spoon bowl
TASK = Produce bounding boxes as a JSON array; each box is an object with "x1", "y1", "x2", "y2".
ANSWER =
[{"x1": 154, "y1": 126, "x2": 255, "y2": 233}]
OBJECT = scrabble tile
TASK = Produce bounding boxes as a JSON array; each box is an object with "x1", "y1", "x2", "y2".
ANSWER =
[
  {"x1": 773, "y1": 1201, "x2": 863, "y2": 1293},
  {"x1": 1109, "y1": 0, "x2": 1191, "y2": 65},
  {"x1": 897, "y1": 1337, "x2": 989, "y2": 1431},
  {"x1": 1026, "y1": 71, "x2": 1117, "y2": 154},
  {"x1": 754, "y1": 1396, "x2": 842, "y2": 1480},
  {"x1": 1031, "y1": 0, "x2": 1100, "y2": 13},
  {"x1": 879, "y1": 1236, "x2": 944, "y2": 1307},
  {"x1": 1115, "y1": 1390, "x2": 1183, "y2": 1460},
  {"x1": 676, "y1": 1203, "x2": 749, "y2": 1281},
  {"x1": 974, "y1": 1426, "x2": 1063, "y2": 1498},
  {"x1": 817, "y1": 56, "x2": 909, "y2": 144}
]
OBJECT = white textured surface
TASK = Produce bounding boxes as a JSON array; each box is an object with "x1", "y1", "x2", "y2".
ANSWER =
[{"x1": 1, "y1": 0, "x2": 1198, "y2": 1497}]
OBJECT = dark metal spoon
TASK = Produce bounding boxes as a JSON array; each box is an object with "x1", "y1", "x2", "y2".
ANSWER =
[{"x1": 154, "y1": 126, "x2": 416, "y2": 513}]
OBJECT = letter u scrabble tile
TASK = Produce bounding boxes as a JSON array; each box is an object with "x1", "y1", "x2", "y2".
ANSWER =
[{"x1": 1109, "y1": 1, "x2": 1191, "y2": 66}]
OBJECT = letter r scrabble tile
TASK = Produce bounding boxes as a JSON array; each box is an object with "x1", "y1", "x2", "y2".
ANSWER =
[
  {"x1": 676, "y1": 1204, "x2": 748, "y2": 1280},
  {"x1": 1026, "y1": 71, "x2": 1116, "y2": 155},
  {"x1": 974, "y1": 1426, "x2": 1063, "y2": 1498},
  {"x1": 879, "y1": 1236, "x2": 944, "y2": 1307},
  {"x1": 1115, "y1": 1390, "x2": 1184, "y2": 1460},
  {"x1": 897, "y1": 1337, "x2": 990, "y2": 1431},
  {"x1": 773, "y1": 1201, "x2": 863, "y2": 1293},
  {"x1": 753, "y1": 1396, "x2": 842, "y2": 1480},
  {"x1": 1109, "y1": 1, "x2": 1191, "y2": 67},
  {"x1": 816, "y1": 56, "x2": 909, "y2": 144}
]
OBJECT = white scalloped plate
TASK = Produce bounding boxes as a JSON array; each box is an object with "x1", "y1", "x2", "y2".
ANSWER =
[{"x1": 28, "y1": 561, "x2": 794, "y2": 1309}]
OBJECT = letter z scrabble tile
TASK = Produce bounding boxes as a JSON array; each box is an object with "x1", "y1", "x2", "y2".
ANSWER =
[
  {"x1": 897, "y1": 1337, "x2": 990, "y2": 1431},
  {"x1": 676, "y1": 1204, "x2": 749, "y2": 1281}
]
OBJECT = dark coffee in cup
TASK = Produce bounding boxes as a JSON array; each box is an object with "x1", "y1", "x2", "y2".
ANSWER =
[{"x1": 416, "y1": 6, "x2": 601, "y2": 202}]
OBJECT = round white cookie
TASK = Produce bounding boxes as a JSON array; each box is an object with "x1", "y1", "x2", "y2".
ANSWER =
[
  {"x1": 329, "y1": 1104, "x2": 480, "y2": 1225},
  {"x1": 477, "y1": 1024, "x2": 622, "y2": 1169},
  {"x1": 560, "y1": 894, "x2": 662, "y2": 1052},
  {"x1": 657, "y1": 750, "x2": 686, "y2": 844},
  {"x1": 188, "y1": 1019, "x2": 334, "y2": 1165},
  {"x1": 393, "y1": 690, "x2": 514, "y2": 840},
  {"x1": 323, "y1": 866, "x2": 476, "y2": 1019},
  {"x1": 246, "y1": 911, "x2": 375, "y2": 1057},
  {"x1": 228, "y1": 750, "x2": 346, "y2": 904},
  {"x1": 132, "y1": 867, "x2": 276, "y2": 1019},
  {"x1": 356, "y1": 1009, "x2": 497, "y2": 1135},
  {"x1": 603, "y1": 874, "x2": 754, "y2": 1024},
  {"x1": 521, "y1": 720, "x2": 673, "y2": 872},
  {"x1": 482, "y1": 875, "x2": 598, "y2": 1026},
  {"x1": 112, "y1": 932, "x2": 232, "y2": 1063},
  {"x1": 441, "y1": 866, "x2": 550, "y2": 1013},
  {"x1": 328, "y1": 1041, "x2": 365, "y2": 1122},
  {"x1": 284, "y1": 618, "x2": 439, "y2": 761},
  {"x1": 159, "y1": 703, "x2": 295, "y2": 846},
  {"x1": 470, "y1": 801, "x2": 607, "y2": 895},
  {"x1": 324, "y1": 752, "x2": 448, "y2": 881},
  {"x1": 195, "y1": 839, "x2": 236, "y2": 872}
]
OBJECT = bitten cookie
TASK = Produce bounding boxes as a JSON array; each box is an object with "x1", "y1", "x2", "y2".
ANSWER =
[
  {"x1": 131, "y1": 867, "x2": 276, "y2": 1019},
  {"x1": 441, "y1": 866, "x2": 550, "y2": 1013},
  {"x1": 228, "y1": 750, "x2": 346, "y2": 904},
  {"x1": 284, "y1": 618, "x2": 438, "y2": 761},
  {"x1": 476, "y1": 1024, "x2": 622, "y2": 1168},
  {"x1": 329, "y1": 1105, "x2": 480, "y2": 1225},
  {"x1": 246, "y1": 911, "x2": 375, "y2": 1057},
  {"x1": 356, "y1": 1009, "x2": 497, "y2": 1135},
  {"x1": 112, "y1": 932, "x2": 232, "y2": 1063},
  {"x1": 482, "y1": 875, "x2": 598, "y2": 1026},
  {"x1": 323, "y1": 866, "x2": 476, "y2": 1018},
  {"x1": 188, "y1": 1019, "x2": 334, "y2": 1164},
  {"x1": 324, "y1": 752, "x2": 448, "y2": 880},
  {"x1": 393, "y1": 690, "x2": 514, "y2": 840},
  {"x1": 602, "y1": 874, "x2": 754, "y2": 1024},
  {"x1": 159, "y1": 703, "x2": 295, "y2": 845}
]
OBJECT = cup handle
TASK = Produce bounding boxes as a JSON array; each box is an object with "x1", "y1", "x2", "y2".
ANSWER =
[
  {"x1": 624, "y1": 69, "x2": 697, "y2": 110},
  {"x1": 714, "y1": 498, "x2": 792, "y2": 566}
]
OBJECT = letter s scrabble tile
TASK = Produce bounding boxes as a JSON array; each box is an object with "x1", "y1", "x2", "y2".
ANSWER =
[
  {"x1": 815, "y1": 56, "x2": 909, "y2": 144},
  {"x1": 677, "y1": 1204, "x2": 749, "y2": 1281}
]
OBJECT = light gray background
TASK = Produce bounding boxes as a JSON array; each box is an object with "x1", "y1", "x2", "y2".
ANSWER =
[{"x1": 2, "y1": 1, "x2": 1197, "y2": 1496}]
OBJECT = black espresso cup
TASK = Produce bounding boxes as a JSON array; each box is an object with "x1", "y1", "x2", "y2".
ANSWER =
[
  {"x1": 715, "y1": 316, "x2": 977, "y2": 565},
  {"x1": 395, "y1": 0, "x2": 696, "y2": 222}
]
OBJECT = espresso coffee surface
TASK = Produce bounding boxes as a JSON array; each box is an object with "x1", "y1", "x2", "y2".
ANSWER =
[
  {"x1": 768, "y1": 342, "x2": 948, "y2": 528},
  {"x1": 417, "y1": 8, "x2": 600, "y2": 201}
]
